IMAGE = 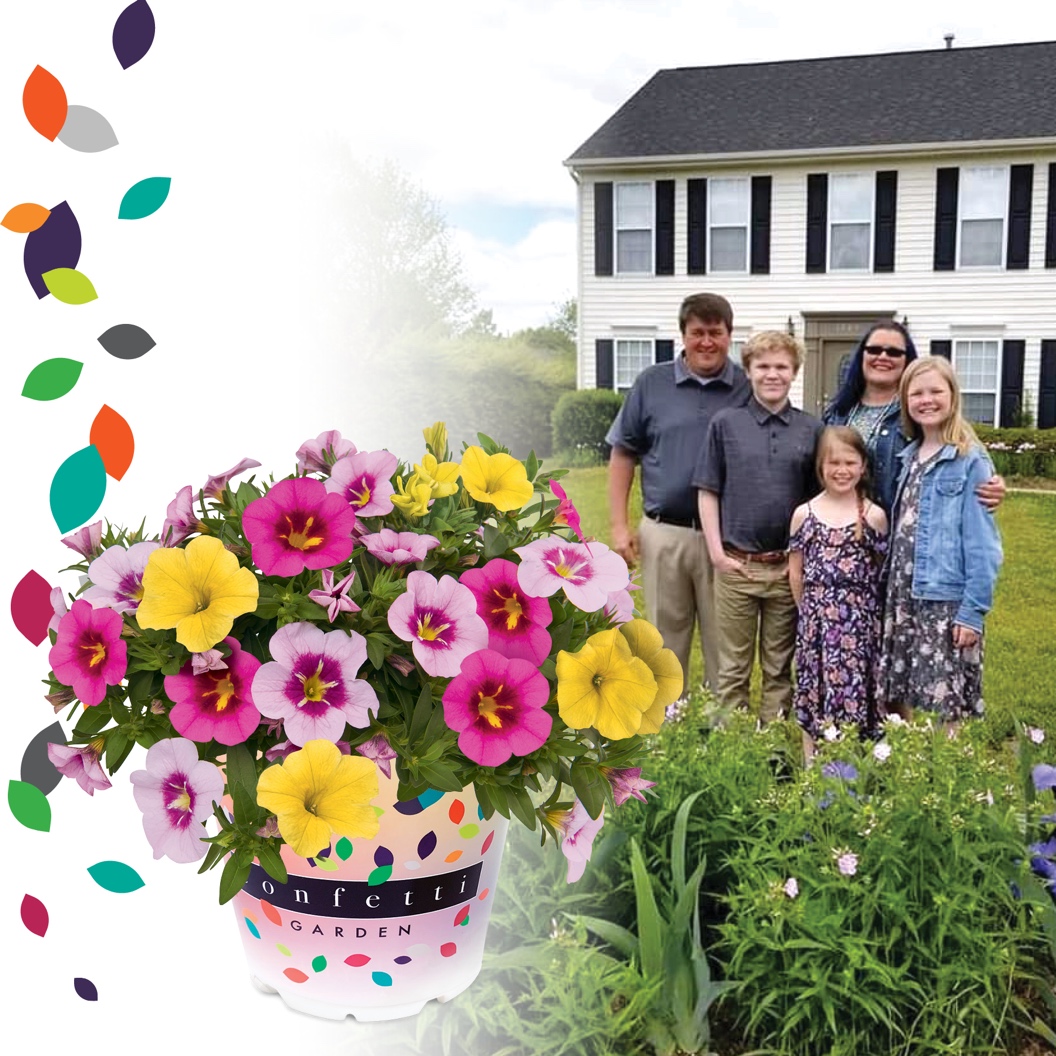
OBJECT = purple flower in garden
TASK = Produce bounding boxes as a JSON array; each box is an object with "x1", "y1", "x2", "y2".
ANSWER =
[
  {"x1": 1026, "y1": 727, "x2": 1046, "y2": 745},
  {"x1": 873, "y1": 742, "x2": 892, "y2": 762},
  {"x1": 161, "y1": 485, "x2": 201, "y2": 546},
  {"x1": 836, "y1": 851, "x2": 859, "y2": 877},
  {"x1": 513, "y1": 538, "x2": 629, "y2": 612},
  {"x1": 355, "y1": 734, "x2": 398, "y2": 780},
  {"x1": 556, "y1": 800, "x2": 605, "y2": 883},
  {"x1": 1029, "y1": 837, "x2": 1056, "y2": 858},
  {"x1": 61, "y1": 520, "x2": 103, "y2": 560},
  {"x1": 460, "y1": 558, "x2": 553, "y2": 666},
  {"x1": 47, "y1": 743, "x2": 111, "y2": 795},
  {"x1": 129, "y1": 738, "x2": 224, "y2": 863},
  {"x1": 81, "y1": 541, "x2": 160, "y2": 613},
  {"x1": 327, "y1": 449, "x2": 399, "y2": 517},
  {"x1": 191, "y1": 649, "x2": 228, "y2": 676},
  {"x1": 602, "y1": 766, "x2": 656, "y2": 807},
  {"x1": 361, "y1": 528, "x2": 440, "y2": 566},
  {"x1": 821, "y1": 761, "x2": 859, "y2": 782},
  {"x1": 296, "y1": 430, "x2": 356, "y2": 475},
  {"x1": 49, "y1": 599, "x2": 128, "y2": 707},
  {"x1": 309, "y1": 568, "x2": 360, "y2": 622},
  {"x1": 253, "y1": 622, "x2": 378, "y2": 746},
  {"x1": 1034, "y1": 764, "x2": 1056, "y2": 792},
  {"x1": 201, "y1": 458, "x2": 261, "y2": 501}
]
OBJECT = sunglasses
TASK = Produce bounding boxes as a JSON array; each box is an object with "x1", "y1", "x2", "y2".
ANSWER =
[{"x1": 863, "y1": 344, "x2": 907, "y2": 359}]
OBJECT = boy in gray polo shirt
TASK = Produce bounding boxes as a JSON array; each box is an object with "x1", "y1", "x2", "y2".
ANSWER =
[{"x1": 694, "y1": 331, "x2": 822, "y2": 722}]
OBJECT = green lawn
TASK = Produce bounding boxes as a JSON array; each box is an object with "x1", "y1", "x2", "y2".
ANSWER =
[{"x1": 558, "y1": 466, "x2": 1056, "y2": 738}]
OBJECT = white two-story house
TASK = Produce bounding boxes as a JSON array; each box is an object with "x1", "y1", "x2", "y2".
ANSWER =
[{"x1": 564, "y1": 40, "x2": 1056, "y2": 428}]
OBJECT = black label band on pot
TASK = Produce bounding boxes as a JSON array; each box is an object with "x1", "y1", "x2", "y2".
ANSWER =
[{"x1": 243, "y1": 862, "x2": 483, "y2": 918}]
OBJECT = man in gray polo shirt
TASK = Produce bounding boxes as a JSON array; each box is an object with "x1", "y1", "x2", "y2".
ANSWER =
[{"x1": 607, "y1": 293, "x2": 750, "y2": 697}]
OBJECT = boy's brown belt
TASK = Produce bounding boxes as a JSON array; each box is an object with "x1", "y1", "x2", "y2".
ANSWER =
[{"x1": 723, "y1": 546, "x2": 787, "y2": 565}]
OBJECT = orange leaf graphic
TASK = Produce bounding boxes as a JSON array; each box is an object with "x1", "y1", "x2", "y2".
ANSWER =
[
  {"x1": 2, "y1": 203, "x2": 51, "y2": 233},
  {"x1": 89, "y1": 405, "x2": 134, "y2": 481},
  {"x1": 23, "y1": 66, "x2": 68, "y2": 142}
]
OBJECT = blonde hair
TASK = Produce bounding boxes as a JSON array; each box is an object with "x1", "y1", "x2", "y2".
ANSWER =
[
  {"x1": 741, "y1": 330, "x2": 804, "y2": 372},
  {"x1": 815, "y1": 425, "x2": 871, "y2": 539},
  {"x1": 899, "y1": 355, "x2": 980, "y2": 455}
]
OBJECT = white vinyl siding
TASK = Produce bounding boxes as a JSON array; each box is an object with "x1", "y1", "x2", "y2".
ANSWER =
[
  {"x1": 958, "y1": 167, "x2": 1007, "y2": 268},
  {"x1": 953, "y1": 339, "x2": 1000, "y2": 424},
  {"x1": 615, "y1": 338, "x2": 653, "y2": 392},
  {"x1": 709, "y1": 177, "x2": 749, "y2": 272},
  {"x1": 829, "y1": 173, "x2": 873, "y2": 271},
  {"x1": 615, "y1": 182, "x2": 652, "y2": 273}
]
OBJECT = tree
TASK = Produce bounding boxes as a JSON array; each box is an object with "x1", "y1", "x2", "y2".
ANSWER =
[{"x1": 548, "y1": 296, "x2": 577, "y2": 342}]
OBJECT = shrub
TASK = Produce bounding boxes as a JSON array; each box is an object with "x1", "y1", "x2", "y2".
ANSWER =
[
  {"x1": 974, "y1": 427, "x2": 1056, "y2": 479},
  {"x1": 552, "y1": 390, "x2": 623, "y2": 465}
]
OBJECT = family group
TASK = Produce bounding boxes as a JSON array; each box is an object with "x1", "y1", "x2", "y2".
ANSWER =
[{"x1": 607, "y1": 293, "x2": 1004, "y2": 754}]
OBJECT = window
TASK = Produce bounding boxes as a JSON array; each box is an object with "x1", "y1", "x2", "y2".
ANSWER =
[
  {"x1": 829, "y1": 173, "x2": 873, "y2": 270},
  {"x1": 954, "y1": 339, "x2": 1000, "y2": 424},
  {"x1": 731, "y1": 339, "x2": 746, "y2": 368},
  {"x1": 615, "y1": 339, "x2": 653, "y2": 392},
  {"x1": 959, "y1": 167, "x2": 1007, "y2": 267},
  {"x1": 615, "y1": 182, "x2": 652, "y2": 273},
  {"x1": 709, "y1": 178, "x2": 749, "y2": 272}
]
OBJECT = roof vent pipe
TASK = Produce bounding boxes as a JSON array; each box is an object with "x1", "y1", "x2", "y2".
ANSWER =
[{"x1": 944, "y1": 33, "x2": 954, "y2": 49}]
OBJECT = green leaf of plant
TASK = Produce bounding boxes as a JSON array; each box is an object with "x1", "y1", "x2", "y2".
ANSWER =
[
  {"x1": 507, "y1": 786, "x2": 538, "y2": 831},
  {"x1": 118, "y1": 176, "x2": 171, "y2": 220},
  {"x1": 578, "y1": 913, "x2": 639, "y2": 958},
  {"x1": 219, "y1": 853, "x2": 252, "y2": 905},
  {"x1": 72, "y1": 705, "x2": 114, "y2": 739},
  {"x1": 104, "y1": 729, "x2": 129, "y2": 772},
  {"x1": 525, "y1": 450, "x2": 539, "y2": 482},
  {"x1": 569, "y1": 760, "x2": 607, "y2": 820},
  {"x1": 87, "y1": 860, "x2": 145, "y2": 893},
  {"x1": 41, "y1": 267, "x2": 98, "y2": 304},
  {"x1": 8, "y1": 779, "x2": 52, "y2": 831},
  {"x1": 256, "y1": 842, "x2": 288, "y2": 884},
  {"x1": 21, "y1": 357, "x2": 84, "y2": 400},
  {"x1": 408, "y1": 684, "x2": 433, "y2": 745},
  {"x1": 630, "y1": 838, "x2": 664, "y2": 980},
  {"x1": 482, "y1": 523, "x2": 508, "y2": 560},
  {"x1": 225, "y1": 743, "x2": 260, "y2": 824}
]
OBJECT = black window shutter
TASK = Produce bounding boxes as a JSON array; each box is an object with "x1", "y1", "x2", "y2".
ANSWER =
[
  {"x1": 750, "y1": 175, "x2": 772, "y2": 274},
  {"x1": 687, "y1": 178, "x2": 707, "y2": 274},
  {"x1": 933, "y1": 168, "x2": 959, "y2": 270},
  {"x1": 595, "y1": 339, "x2": 614, "y2": 390},
  {"x1": 931, "y1": 340, "x2": 952, "y2": 360},
  {"x1": 874, "y1": 170, "x2": 898, "y2": 273},
  {"x1": 655, "y1": 180, "x2": 675, "y2": 275},
  {"x1": 999, "y1": 340, "x2": 1026, "y2": 426},
  {"x1": 1006, "y1": 165, "x2": 1033, "y2": 270},
  {"x1": 655, "y1": 339, "x2": 675, "y2": 363},
  {"x1": 1046, "y1": 164, "x2": 1056, "y2": 268},
  {"x1": 1039, "y1": 340, "x2": 1056, "y2": 428},
  {"x1": 806, "y1": 174, "x2": 828, "y2": 273},
  {"x1": 594, "y1": 183, "x2": 613, "y2": 277}
]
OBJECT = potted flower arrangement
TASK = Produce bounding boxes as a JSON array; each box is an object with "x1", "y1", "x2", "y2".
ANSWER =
[{"x1": 43, "y1": 424, "x2": 678, "y2": 1020}]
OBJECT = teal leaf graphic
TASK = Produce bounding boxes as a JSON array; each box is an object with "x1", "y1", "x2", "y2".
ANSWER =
[
  {"x1": 118, "y1": 177, "x2": 171, "y2": 219},
  {"x1": 335, "y1": 837, "x2": 353, "y2": 860},
  {"x1": 50, "y1": 445, "x2": 107, "y2": 533},
  {"x1": 87, "y1": 860, "x2": 145, "y2": 893},
  {"x1": 42, "y1": 268, "x2": 98, "y2": 305},
  {"x1": 8, "y1": 779, "x2": 52, "y2": 831},
  {"x1": 22, "y1": 357, "x2": 83, "y2": 400}
]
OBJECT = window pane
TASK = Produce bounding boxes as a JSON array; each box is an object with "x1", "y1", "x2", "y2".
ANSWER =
[
  {"x1": 960, "y1": 219, "x2": 1003, "y2": 266},
  {"x1": 616, "y1": 183, "x2": 652, "y2": 227},
  {"x1": 955, "y1": 341, "x2": 999, "y2": 388},
  {"x1": 615, "y1": 339, "x2": 653, "y2": 389},
  {"x1": 830, "y1": 173, "x2": 872, "y2": 221},
  {"x1": 830, "y1": 223, "x2": 870, "y2": 269},
  {"x1": 616, "y1": 230, "x2": 651, "y2": 272},
  {"x1": 711, "y1": 227, "x2": 747, "y2": 271},
  {"x1": 961, "y1": 167, "x2": 1006, "y2": 219},
  {"x1": 709, "y1": 178, "x2": 749, "y2": 224},
  {"x1": 962, "y1": 392, "x2": 996, "y2": 425}
]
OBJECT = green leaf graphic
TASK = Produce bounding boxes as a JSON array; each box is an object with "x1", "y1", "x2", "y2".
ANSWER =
[
  {"x1": 87, "y1": 860, "x2": 145, "y2": 893},
  {"x1": 314, "y1": 855, "x2": 339, "y2": 872},
  {"x1": 42, "y1": 267, "x2": 98, "y2": 305},
  {"x1": 118, "y1": 176, "x2": 171, "y2": 219},
  {"x1": 50, "y1": 445, "x2": 107, "y2": 533},
  {"x1": 21, "y1": 357, "x2": 84, "y2": 400},
  {"x1": 8, "y1": 780, "x2": 52, "y2": 832}
]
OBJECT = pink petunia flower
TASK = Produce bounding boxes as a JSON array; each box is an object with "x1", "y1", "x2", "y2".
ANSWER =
[
  {"x1": 252, "y1": 622, "x2": 378, "y2": 746},
  {"x1": 296, "y1": 430, "x2": 356, "y2": 475},
  {"x1": 604, "y1": 586, "x2": 636, "y2": 625},
  {"x1": 513, "y1": 538, "x2": 629, "y2": 612},
  {"x1": 164, "y1": 637, "x2": 263, "y2": 746},
  {"x1": 602, "y1": 766, "x2": 656, "y2": 807},
  {"x1": 81, "y1": 541, "x2": 160, "y2": 613},
  {"x1": 161, "y1": 485, "x2": 200, "y2": 546},
  {"x1": 557, "y1": 800, "x2": 606, "y2": 883},
  {"x1": 47, "y1": 743, "x2": 111, "y2": 796},
  {"x1": 361, "y1": 528, "x2": 441, "y2": 566},
  {"x1": 308, "y1": 568, "x2": 361, "y2": 622},
  {"x1": 460, "y1": 558, "x2": 553, "y2": 666},
  {"x1": 129, "y1": 738, "x2": 224, "y2": 863},
  {"x1": 48, "y1": 599, "x2": 128, "y2": 707},
  {"x1": 191, "y1": 649, "x2": 228, "y2": 676},
  {"x1": 387, "y1": 571, "x2": 488, "y2": 677},
  {"x1": 242, "y1": 476, "x2": 358, "y2": 577},
  {"x1": 48, "y1": 586, "x2": 68, "y2": 635},
  {"x1": 441, "y1": 649, "x2": 552, "y2": 767},
  {"x1": 201, "y1": 458, "x2": 261, "y2": 501},
  {"x1": 549, "y1": 480, "x2": 585, "y2": 542},
  {"x1": 61, "y1": 520, "x2": 104, "y2": 560},
  {"x1": 355, "y1": 734, "x2": 399, "y2": 780},
  {"x1": 326, "y1": 449, "x2": 399, "y2": 517}
]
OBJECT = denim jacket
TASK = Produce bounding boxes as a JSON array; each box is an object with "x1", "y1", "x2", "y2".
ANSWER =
[
  {"x1": 890, "y1": 441, "x2": 1003, "y2": 633},
  {"x1": 823, "y1": 402, "x2": 907, "y2": 515}
]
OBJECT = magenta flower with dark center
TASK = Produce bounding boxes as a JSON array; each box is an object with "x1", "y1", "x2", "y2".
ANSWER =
[
  {"x1": 326, "y1": 449, "x2": 399, "y2": 517},
  {"x1": 48, "y1": 599, "x2": 128, "y2": 707},
  {"x1": 460, "y1": 558, "x2": 553, "y2": 666},
  {"x1": 47, "y1": 743, "x2": 111, "y2": 795},
  {"x1": 242, "y1": 476, "x2": 358, "y2": 576},
  {"x1": 201, "y1": 458, "x2": 261, "y2": 501},
  {"x1": 514, "y1": 538, "x2": 629, "y2": 612},
  {"x1": 296, "y1": 430, "x2": 356, "y2": 475},
  {"x1": 361, "y1": 528, "x2": 441, "y2": 565},
  {"x1": 81, "y1": 541, "x2": 159, "y2": 613}
]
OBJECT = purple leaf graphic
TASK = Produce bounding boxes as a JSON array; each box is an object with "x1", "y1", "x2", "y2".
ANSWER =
[
  {"x1": 24, "y1": 202, "x2": 81, "y2": 299},
  {"x1": 113, "y1": 0, "x2": 155, "y2": 69},
  {"x1": 73, "y1": 977, "x2": 98, "y2": 1001}
]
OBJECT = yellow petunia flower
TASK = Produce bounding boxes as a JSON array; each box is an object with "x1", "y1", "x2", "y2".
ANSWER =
[
  {"x1": 618, "y1": 619, "x2": 681, "y2": 734},
  {"x1": 556, "y1": 628, "x2": 657, "y2": 740},
  {"x1": 414, "y1": 452, "x2": 460, "y2": 498},
  {"x1": 422, "y1": 421, "x2": 448, "y2": 460},
  {"x1": 137, "y1": 536, "x2": 258, "y2": 653},
  {"x1": 256, "y1": 739, "x2": 380, "y2": 858},
  {"x1": 459, "y1": 446, "x2": 533, "y2": 512},
  {"x1": 391, "y1": 473, "x2": 433, "y2": 518}
]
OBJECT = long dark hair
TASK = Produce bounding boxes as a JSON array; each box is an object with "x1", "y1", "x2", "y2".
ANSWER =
[{"x1": 827, "y1": 319, "x2": 919, "y2": 418}]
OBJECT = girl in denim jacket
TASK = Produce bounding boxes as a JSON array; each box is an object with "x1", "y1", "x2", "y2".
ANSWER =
[{"x1": 877, "y1": 356, "x2": 1003, "y2": 721}]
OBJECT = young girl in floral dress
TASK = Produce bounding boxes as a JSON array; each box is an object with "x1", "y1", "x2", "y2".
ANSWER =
[{"x1": 789, "y1": 426, "x2": 888, "y2": 756}]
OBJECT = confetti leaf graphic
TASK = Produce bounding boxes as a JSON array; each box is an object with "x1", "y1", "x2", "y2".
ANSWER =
[
  {"x1": 21, "y1": 894, "x2": 49, "y2": 937},
  {"x1": 10, "y1": 570, "x2": 55, "y2": 646},
  {"x1": 113, "y1": 0, "x2": 156, "y2": 69},
  {"x1": 118, "y1": 177, "x2": 171, "y2": 219},
  {"x1": 22, "y1": 357, "x2": 83, "y2": 401},
  {"x1": 50, "y1": 445, "x2": 107, "y2": 533},
  {"x1": 87, "y1": 860, "x2": 145, "y2": 893},
  {"x1": 90, "y1": 405, "x2": 134, "y2": 481},
  {"x1": 97, "y1": 323, "x2": 156, "y2": 360},
  {"x1": 56, "y1": 105, "x2": 119, "y2": 153},
  {"x1": 24, "y1": 201, "x2": 81, "y2": 299},
  {"x1": 2, "y1": 203, "x2": 50, "y2": 233},
  {"x1": 21, "y1": 722, "x2": 66, "y2": 796},
  {"x1": 23, "y1": 66, "x2": 67, "y2": 141},
  {"x1": 73, "y1": 978, "x2": 98, "y2": 1002},
  {"x1": 8, "y1": 779, "x2": 52, "y2": 831},
  {"x1": 42, "y1": 267, "x2": 98, "y2": 305}
]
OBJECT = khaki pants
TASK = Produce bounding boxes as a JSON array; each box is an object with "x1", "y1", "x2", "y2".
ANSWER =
[
  {"x1": 713, "y1": 558, "x2": 797, "y2": 722},
  {"x1": 638, "y1": 516, "x2": 719, "y2": 696}
]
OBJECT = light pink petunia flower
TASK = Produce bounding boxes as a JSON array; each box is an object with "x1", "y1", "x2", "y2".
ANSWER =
[
  {"x1": 252, "y1": 622, "x2": 378, "y2": 746},
  {"x1": 604, "y1": 586, "x2": 636, "y2": 625},
  {"x1": 296, "y1": 430, "x2": 356, "y2": 475},
  {"x1": 48, "y1": 586, "x2": 68, "y2": 635},
  {"x1": 308, "y1": 568, "x2": 361, "y2": 622},
  {"x1": 48, "y1": 599, "x2": 128, "y2": 707},
  {"x1": 602, "y1": 766, "x2": 656, "y2": 807},
  {"x1": 460, "y1": 558, "x2": 553, "y2": 666},
  {"x1": 81, "y1": 541, "x2": 160, "y2": 614},
  {"x1": 783, "y1": 877, "x2": 799, "y2": 899},
  {"x1": 242, "y1": 476, "x2": 358, "y2": 577},
  {"x1": 513, "y1": 538, "x2": 629, "y2": 612},
  {"x1": 130, "y1": 738, "x2": 224, "y2": 863},
  {"x1": 557, "y1": 800, "x2": 606, "y2": 883},
  {"x1": 361, "y1": 528, "x2": 441, "y2": 566},
  {"x1": 161, "y1": 485, "x2": 200, "y2": 546},
  {"x1": 326, "y1": 449, "x2": 399, "y2": 517},
  {"x1": 836, "y1": 851, "x2": 859, "y2": 877},
  {"x1": 386, "y1": 571, "x2": 488, "y2": 677},
  {"x1": 441, "y1": 649, "x2": 552, "y2": 767},
  {"x1": 201, "y1": 458, "x2": 261, "y2": 501},
  {"x1": 191, "y1": 649, "x2": 228, "y2": 676},
  {"x1": 549, "y1": 480, "x2": 585, "y2": 542},
  {"x1": 61, "y1": 520, "x2": 103, "y2": 560},
  {"x1": 355, "y1": 734, "x2": 399, "y2": 780},
  {"x1": 47, "y1": 743, "x2": 111, "y2": 796}
]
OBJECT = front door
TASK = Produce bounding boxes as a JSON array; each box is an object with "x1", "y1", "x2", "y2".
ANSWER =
[
  {"x1": 801, "y1": 311, "x2": 897, "y2": 417},
  {"x1": 818, "y1": 339, "x2": 857, "y2": 417}
]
